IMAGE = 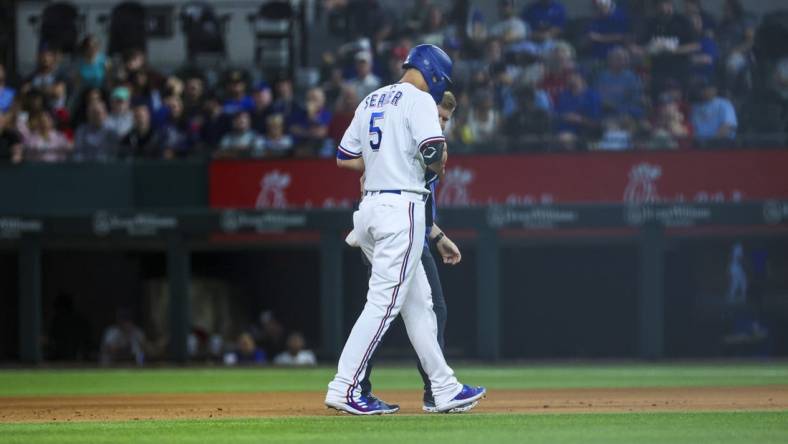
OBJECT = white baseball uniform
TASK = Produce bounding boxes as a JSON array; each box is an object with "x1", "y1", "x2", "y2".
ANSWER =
[{"x1": 326, "y1": 82, "x2": 463, "y2": 406}]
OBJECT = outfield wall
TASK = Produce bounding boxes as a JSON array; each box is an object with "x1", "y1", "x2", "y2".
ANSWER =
[
  {"x1": 1, "y1": 152, "x2": 787, "y2": 363},
  {"x1": 1, "y1": 203, "x2": 787, "y2": 364}
]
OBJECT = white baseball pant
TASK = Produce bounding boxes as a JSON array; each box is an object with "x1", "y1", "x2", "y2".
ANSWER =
[{"x1": 326, "y1": 192, "x2": 462, "y2": 406}]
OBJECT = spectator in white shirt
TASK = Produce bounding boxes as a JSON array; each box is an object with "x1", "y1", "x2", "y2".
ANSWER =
[
  {"x1": 105, "y1": 87, "x2": 134, "y2": 138},
  {"x1": 347, "y1": 51, "x2": 381, "y2": 101},
  {"x1": 100, "y1": 308, "x2": 147, "y2": 366},
  {"x1": 219, "y1": 111, "x2": 263, "y2": 156},
  {"x1": 260, "y1": 113, "x2": 294, "y2": 157},
  {"x1": 273, "y1": 332, "x2": 317, "y2": 366},
  {"x1": 490, "y1": 0, "x2": 529, "y2": 45},
  {"x1": 21, "y1": 111, "x2": 72, "y2": 162}
]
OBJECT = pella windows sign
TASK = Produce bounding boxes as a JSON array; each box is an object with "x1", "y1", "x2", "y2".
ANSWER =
[
  {"x1": 93, "y1": 212, "x2": 178, "y2": 237},
  {"x1": 624, "y1": 204, "x2": 713, "y2": 227},
  {"x1": 220, "y1": 210, "x2": 308, "y2": 233},
  {"x1": 0, "y1": 217, "x2": 43, "y2": 239}
]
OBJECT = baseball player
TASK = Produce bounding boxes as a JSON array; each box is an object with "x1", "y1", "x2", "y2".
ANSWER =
[
  {"x1": 325, "y1": 44, "x2": 485, "y2": 415},
  {"x1": 354, "y1": 92, "x2": 475, "y2": 413}
]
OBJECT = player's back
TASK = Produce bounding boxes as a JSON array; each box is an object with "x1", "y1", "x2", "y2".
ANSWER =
[{"x1": 337, "y1": 82, "x2": 444, "y2": 194}]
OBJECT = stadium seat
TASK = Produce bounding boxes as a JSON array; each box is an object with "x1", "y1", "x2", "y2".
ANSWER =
[
  {"x1": 100, "y1": 1, "x2": 148, "y2": 57},
  {"x1": 247, "y1": 1, "x2": 297, "y2": 79},
  {"x1": 27, "y1": 2, "x2": 83, "y2": 54},
  {"x1": 180, "y1": 2, "x2": 231, "y2": 63}
]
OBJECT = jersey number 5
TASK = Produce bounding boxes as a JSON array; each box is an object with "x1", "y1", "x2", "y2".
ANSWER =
[{"x1": 369, "y1": 112, "x2": 384, "y2": 151}]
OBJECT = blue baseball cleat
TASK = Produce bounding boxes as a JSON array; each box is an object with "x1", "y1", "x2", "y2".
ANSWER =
[
  {"x1": 326, "y1": 394, "x2": 400, "y2": 415},
  {"x1": 423, "y1": 398, "x2": 479, "y2": 413},
  {"x1": 366, "y1": 394, "x2": 400, "y2": 413},
  {"x1": 434, "y1": 385, "x2": 486, "y2": 413}
]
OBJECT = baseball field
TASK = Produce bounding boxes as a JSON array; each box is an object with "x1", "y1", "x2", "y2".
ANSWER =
[{"x1": 1, "y1": 363, "x2": 787, "y2": 443}]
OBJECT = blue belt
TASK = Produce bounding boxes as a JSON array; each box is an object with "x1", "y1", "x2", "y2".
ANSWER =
[{"x1": 364, "y1": 190, "x2": 428, "y2": 201}]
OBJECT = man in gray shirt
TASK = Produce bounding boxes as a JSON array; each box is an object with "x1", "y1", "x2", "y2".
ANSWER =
[{"x1": 74, "y1": 101, "x2": 118, "y2": 161}]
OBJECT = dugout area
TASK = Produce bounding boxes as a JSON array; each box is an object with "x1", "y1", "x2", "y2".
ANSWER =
[{"x1": 2, "y1": 232, "x2": 787, "y2": 363}]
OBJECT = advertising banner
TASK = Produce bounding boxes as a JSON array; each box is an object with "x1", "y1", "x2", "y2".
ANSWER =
[{"x1": 209, "y1": 150, "x2": 788, "y2": 209}]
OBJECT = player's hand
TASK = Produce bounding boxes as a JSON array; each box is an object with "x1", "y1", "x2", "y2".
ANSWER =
[{"x1": 436, "y1": 236, "x2": 461, "y2": 265}]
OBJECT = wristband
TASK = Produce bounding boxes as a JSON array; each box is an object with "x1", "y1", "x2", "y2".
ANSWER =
[{"x1": 433, "y1": 232, "x2": 445, "y2": 244}]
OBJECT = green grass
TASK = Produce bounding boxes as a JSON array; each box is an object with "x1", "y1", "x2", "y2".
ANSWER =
[
  {"x1": 1, "y1": 363, "x2": 787, "y2": 396},
  {"x1": 1, "y1": 412, "x2": 786, "y2": 444},
  {"x1": 1, "y1": 364, "x2": 786, "y2": 443}
]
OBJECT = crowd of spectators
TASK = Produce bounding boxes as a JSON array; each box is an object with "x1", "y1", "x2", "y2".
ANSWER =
[
  {"x1": 90, "y1": 306, "x2": 316, "y2": 366},
  {"x1": 442, "y1": 0, "x2": 781, "y2": 151},
  {"x1": 1, "y1": 0, "x2": 787, "y2": 163},
  {"x1": 0, "y1": 38, "x2": 339, "y2": 163},
  {"x1": 219, "y1": 310, "x2": 317, "y2": 367},
  {"x1": 321, "y1": 0, "x2": 786, "y2": 152}
]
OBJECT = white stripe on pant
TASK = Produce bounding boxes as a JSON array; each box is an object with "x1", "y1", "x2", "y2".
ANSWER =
[{"x1": 326, "y1": 192, "x2": 462, "y2": 406}]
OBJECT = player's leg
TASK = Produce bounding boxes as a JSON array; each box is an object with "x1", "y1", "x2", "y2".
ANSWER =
[
  {"x1": 416, "y1": 246, "x2": 447, "y2": 407},
  {"x1": 398, "y1": 243, "x2": 464, "y2": 405},
  {"x1": 400, "y1": 265, "x2": 485, "y2": 412},
  {"x1": 360, "y1": 246, "x2": 446, "y2": 405},
  {"x1": 358, "y1": 251, "x2": 374, "y2": 398},
  {"x1": 357, "y1": 329, "x2": 399, "y2": 413},
  {"x1": 326, "y1": 196, "x2": 423, "y2": 414},
  {"x1": 357, "y1": 250, "x2": 398, "y2": 412}
]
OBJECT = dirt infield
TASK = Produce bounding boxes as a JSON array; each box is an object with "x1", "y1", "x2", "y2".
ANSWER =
[{"x1": 1, "y1": 386, "x2": 786, "y2": 423}]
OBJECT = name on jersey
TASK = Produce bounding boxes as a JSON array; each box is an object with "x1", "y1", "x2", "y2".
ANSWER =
[{"x1": 363, "y1": 91, "x2": 403, "y2": 110}]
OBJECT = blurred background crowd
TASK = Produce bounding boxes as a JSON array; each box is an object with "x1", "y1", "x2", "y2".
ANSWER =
[
  {"x1": 50, "y1": 287, "x2": 318, "y2": 367},
  {"x1": 1, "y1": 1, "x2": 786, "y2": 366},
  {"x1": 2, "y1": 0, "x2": 788, "y2": 164}
]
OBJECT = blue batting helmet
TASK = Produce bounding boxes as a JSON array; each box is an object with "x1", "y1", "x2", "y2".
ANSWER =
[{"x1": 402, "y1": 44, "x2": 453, "y2": 104}]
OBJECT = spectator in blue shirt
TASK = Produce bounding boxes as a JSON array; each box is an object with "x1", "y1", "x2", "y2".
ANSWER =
[
  {"x1": 507, "y1": 21, "x2": 558, "y2": 60},
  {"x1": 587, "y1": 0, "x2": 631, "y2": 60},
  {"x1": 688, "y1": 13, "x2": 719, "y2": 83},
  {"x1": 521, "y1": 0, "x2": 566, "y2": 40},
  {"x1": 491, "y1": 62, "x2": 517, "y2": 118},
  {"x1": 224, "y1": 333, "x2": 267, "y2": 366},
  {"x1": 271, "y1": 78, "x2": 303, "y2": 131},
  {"x1": 691, "y1": 82, "x2": 737, "y2": 143},
  {"x1": 250, "y1": 81, "x2": 274, "y2": 135},
  {"x1": 290, "y1": 87, "x2": 332, "y2": 157},
  {"x1": 595, "y1": 47, "x2": 644, "y2": 119},
  {"x1": 0, "y1": 64, "x2": 14, "y2": 112},
  {"x1": 221, "y1": 70, "x2": 254, "y2": 115},
  {"x1": 153, "y1": 93, "x2": 190, "y2": 158},
  {"x1": 493, "y1": 59, "x2": 552, "y2": 120},
  {"x1": 75, "y1": 35, "x2": 109, "y2": 91},
  {"x1": 555, "y1": 72, "x2": 602, "y2": 150}
]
